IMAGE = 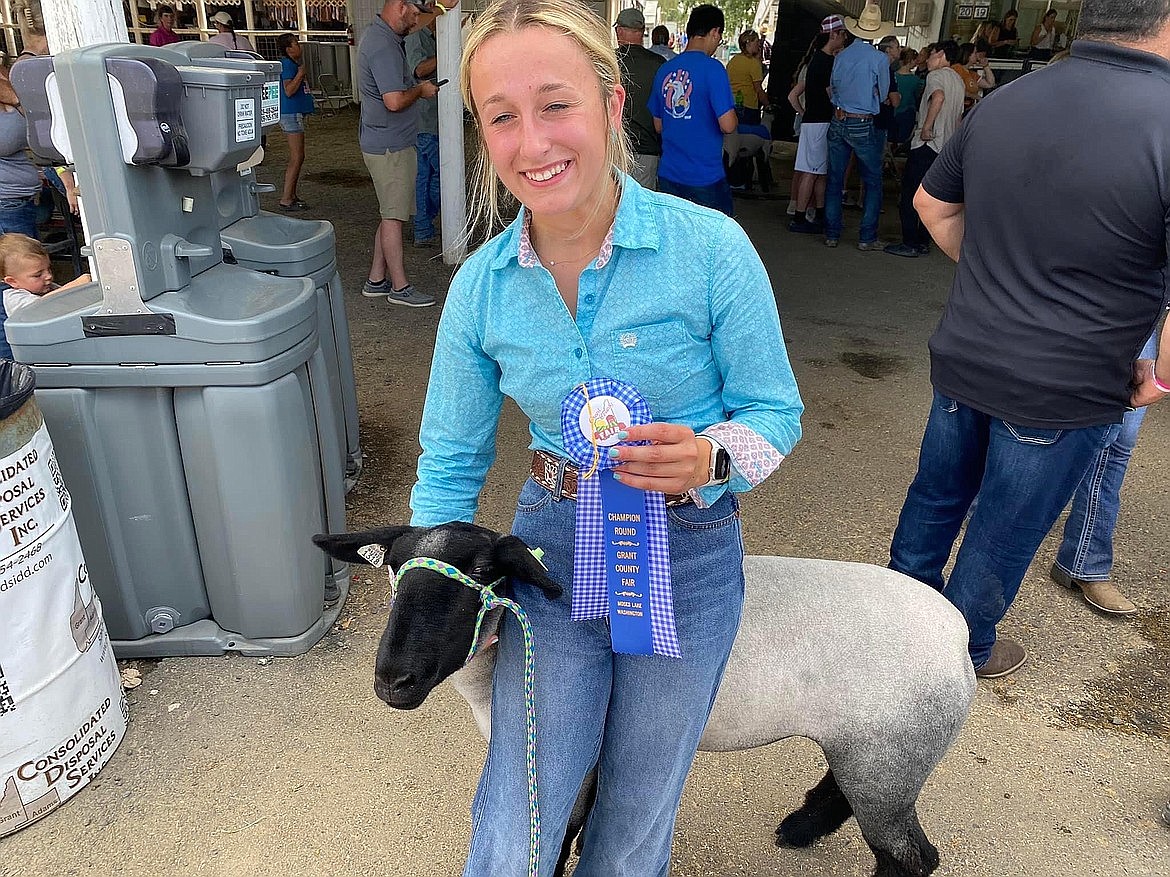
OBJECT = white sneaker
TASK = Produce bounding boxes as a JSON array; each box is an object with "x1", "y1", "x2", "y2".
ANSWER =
[{"x1": 386, "y1": 285, "x2": 436, "y2": 308}]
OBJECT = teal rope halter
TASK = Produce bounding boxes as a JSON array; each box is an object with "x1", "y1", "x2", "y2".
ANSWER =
[{"x1": 395, "y1": 556, "x2": 542, "y2": 877}]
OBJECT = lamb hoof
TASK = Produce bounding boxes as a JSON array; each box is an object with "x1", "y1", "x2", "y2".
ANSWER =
[
  {"x1": 775, "y1": 811, "x2": 825, "y2": 848},
  {"x1": 775, "y1": 769, "x2": 854, "y2": 848},
  {"x1": 871, "y1": 837, "x2": 940, "y2": 877}
]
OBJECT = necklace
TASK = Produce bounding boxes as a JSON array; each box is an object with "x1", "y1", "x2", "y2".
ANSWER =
[{"x1": 543, "y1": 245, "x2": 601, "y2": 267}]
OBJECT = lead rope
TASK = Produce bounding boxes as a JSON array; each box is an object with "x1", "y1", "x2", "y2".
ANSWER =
[{"x1": 394, "y1": 556, "x2": 542, "y2": 877}]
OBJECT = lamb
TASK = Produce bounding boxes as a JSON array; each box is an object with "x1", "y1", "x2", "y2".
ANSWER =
[{"x1": 314, "y1": 521, "x2": 976, "y2": 877}]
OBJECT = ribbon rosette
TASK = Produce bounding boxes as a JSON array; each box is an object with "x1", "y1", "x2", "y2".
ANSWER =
[{"x1": 560, "y1": 378, "x2": 680, "y2": 658}]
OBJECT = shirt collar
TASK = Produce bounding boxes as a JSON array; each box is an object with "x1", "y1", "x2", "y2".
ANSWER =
[
  {"x1": 1070, "y1": 39, "x2": 1170, "y2": 80},
  {"x1": 491, "y1": 173, "x2": 662, "y2": 271},
  {"x1": 371, "y1": 14, "x2": 403, "y2": 43}
]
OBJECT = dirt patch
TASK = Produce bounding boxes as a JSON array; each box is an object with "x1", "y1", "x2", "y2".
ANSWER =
[
  {"x1": 303, "y1": 168, "x2": 372, "y2": 188},
  {"x1": 1055, "y1": 606, "x2": 1170, "y2": 739},
  {"x1": 839, "y1": 349, "x2": 908, "y2": 380}
]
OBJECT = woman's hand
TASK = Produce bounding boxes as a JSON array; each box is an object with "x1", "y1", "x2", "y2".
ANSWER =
[{"x1": 610, "y1": 423, "x2": 711, "y2": 495}]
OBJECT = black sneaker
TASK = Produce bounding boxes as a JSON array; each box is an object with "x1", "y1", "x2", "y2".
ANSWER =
[{"x1": 788, "y1": 218, "x2": 824, "y2": 234}]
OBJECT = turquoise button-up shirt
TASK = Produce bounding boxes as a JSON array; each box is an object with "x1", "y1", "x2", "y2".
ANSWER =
[{"x1": 410, "y1": 177, "x2": 803, "y2": 526}]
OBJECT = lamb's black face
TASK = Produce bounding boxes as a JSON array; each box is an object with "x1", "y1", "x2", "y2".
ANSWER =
[
  {"x1": 312, "y1": 522, "x2": 561, "y2": 711},
  {"x1": 376, "y1": 526, "x2": 498, "y2": 709}
]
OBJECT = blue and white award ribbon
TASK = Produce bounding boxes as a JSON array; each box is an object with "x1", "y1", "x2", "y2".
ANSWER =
[{"x1": 561, "y1": 378, "x2": 680, "y2": 658}]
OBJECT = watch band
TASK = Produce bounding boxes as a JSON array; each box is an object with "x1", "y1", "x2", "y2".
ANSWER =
[{"x1": 701, "y1": 435, "x2": 731, "y2": 487}]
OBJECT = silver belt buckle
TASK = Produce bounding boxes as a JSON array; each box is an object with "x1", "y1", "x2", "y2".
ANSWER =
[{"x1": 551, "y1": 456, "x2": 570, "y2": 501}]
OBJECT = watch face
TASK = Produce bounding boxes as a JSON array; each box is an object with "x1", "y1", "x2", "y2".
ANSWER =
[{"x1": 714, "y1": 448, "x2": 731, "y2": 480}]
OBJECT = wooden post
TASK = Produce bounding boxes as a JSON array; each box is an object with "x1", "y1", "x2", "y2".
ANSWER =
[
  {"x1": 436, "y1": 2, "x2": 465, "y2": 264},
  {"x1": 40, "y1": 0, "x2": 127, "y2": 49}
]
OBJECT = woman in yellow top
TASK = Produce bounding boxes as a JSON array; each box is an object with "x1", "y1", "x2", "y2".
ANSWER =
[{"x1": 726, "y1": 29, "x2": 770, "y2": 125}]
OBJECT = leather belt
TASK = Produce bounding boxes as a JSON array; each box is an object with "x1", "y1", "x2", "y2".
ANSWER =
[
  {"x1": 531, "y1": 450, "x2": 692, "y2": 507},
  {"x1": 834, "y1": 108, "x2": 874, "y2": 120}
]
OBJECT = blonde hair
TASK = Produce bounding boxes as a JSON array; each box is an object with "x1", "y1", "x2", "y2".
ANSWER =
[
  {"x1": 0, "y1": 233, "x2": 47, "y2": 278},
  {"x1": 459, "y1": 0, "x2": 633, "y2": 239}
]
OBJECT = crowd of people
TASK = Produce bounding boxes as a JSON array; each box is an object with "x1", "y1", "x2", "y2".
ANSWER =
[{"x1": 601, "y1": 0, "x2": 1169, "y2": 672}]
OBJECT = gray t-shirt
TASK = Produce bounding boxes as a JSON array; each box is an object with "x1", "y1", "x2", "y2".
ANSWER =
[
  {"x1": 405, "y1": 25, "x2": 438, "y2": 136},
  {"x1": 0, "y1": 108, "x2": 39, "y2": 200},
  {"x1": 911, "y1": 67, "x2": 965, "y2": 153},
  {"x1": 357, "y1": 15, "x2": 418, "y2": 153}
]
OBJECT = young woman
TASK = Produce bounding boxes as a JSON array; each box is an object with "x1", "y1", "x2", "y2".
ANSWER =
[
  {"x1": 891, "y1": 47, "x2": 924, "y2": 148},
  {"x1": 993, "y1": 8, "x2": 1020, "y2": 57},
  {"x1": 1029, "y1": 8, "x2": 1062, "y2": 61},
  {"x1": 409, "y1": 1, "x2": 803, "y2": 873},
  {"x1": 276, "y1": 33, "x2": 314, "y2": 210}
]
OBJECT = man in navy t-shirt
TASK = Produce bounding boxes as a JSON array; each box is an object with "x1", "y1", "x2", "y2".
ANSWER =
[
  {"x1": 649, "y1": 4, "x2": 738, "y2": 215},
  {"x1": 889, "y1": 0, "x2": 1170, "y2": 680}
]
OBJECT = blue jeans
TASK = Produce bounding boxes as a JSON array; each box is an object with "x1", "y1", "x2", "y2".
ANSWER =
[
  {"x1": 464, "y1": 479, "x2": 745, "y2": 876},
  {"x1": 413, "y1": 132, "x2": 440, "y2": 242},
  {"x1": 1054, "y1": 331, "x2": 1159, "y2": 580},
  {"x1": 0, "y1": 196, "x2": 38, "y2": 238},
  {"x1": 825, "y1": 117, "x2": 884, "y2": 243},
  {"x1": 890, "y1": 392, "x2": 1113, "y2": 667},
  {"x1": 656, "y1": 175, "x2": 735, "y2": 217}
]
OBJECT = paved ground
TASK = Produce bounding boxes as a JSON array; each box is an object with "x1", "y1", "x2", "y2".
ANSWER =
[{"x1": 3, "y1": 109, "x2": 1168, "y2": 877}]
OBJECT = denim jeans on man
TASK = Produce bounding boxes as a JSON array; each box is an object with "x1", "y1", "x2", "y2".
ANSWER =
[
  {"x1": 1054, "y1": 331, "x2": 1159, "y2": 581},
  {"x1": 463, "y1": 479, "x2": 744, "y2": 877},
  {"x1": 656, "y1": 175, "x2": 735, "y2": 218},
  {"x1": 897, "y1": 145, "x2": 938, "y2": 249},
  {"x1": 413, "y1": 132, "x2": 440, "y2": 243},
  {"x1": 890, "y1": 392, "x2": 1112, "y2": 668},
  {"x1": 825, "y1": 117, "x2": 884, "y2": 243}
]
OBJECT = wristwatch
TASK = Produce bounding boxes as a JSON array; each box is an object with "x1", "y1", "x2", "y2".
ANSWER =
[{"x1": 701, "y1": 436, "x2": 732, "y2": 487}]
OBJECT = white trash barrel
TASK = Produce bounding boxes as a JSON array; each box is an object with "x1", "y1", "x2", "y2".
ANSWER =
[{"x1": 0, "y1": 362, "x2": 127, "y2": 838}]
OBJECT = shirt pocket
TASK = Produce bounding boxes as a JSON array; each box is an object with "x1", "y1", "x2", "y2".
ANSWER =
[{"x1": 609, "y1": 320, "x2": 714, "y2": 414}]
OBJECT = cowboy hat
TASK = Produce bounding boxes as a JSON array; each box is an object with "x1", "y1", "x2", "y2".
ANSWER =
[{"x1": 845, "y1": 1, "x2": 895, "y2": 40}]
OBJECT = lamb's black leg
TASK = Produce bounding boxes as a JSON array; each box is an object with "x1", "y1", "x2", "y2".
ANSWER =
[
  {"x1": 775, "y1": 769, "x2": 854, "y2": 848},
  {"x1": 553, "y1": 832, "x2": 574, "y2": 877},
  {"x1": 865, "y1": 810, "x2": 939, "y2": 877}
]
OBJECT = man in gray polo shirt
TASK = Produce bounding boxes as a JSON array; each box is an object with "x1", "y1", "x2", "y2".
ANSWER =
[
  {"x1": 889, "y1": 0, "x2": 1170, "y2": 680},
  {"x1": 358, "y1": 0, "x2": 440, "y2": 307}
]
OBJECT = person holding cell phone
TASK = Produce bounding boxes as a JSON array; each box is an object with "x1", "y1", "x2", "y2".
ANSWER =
[
  {"x1": 406, "y1": 9, "x2": 443, "y2": 248},
  {"x1": 357, "y1": 0, "x2": 442, "y2": 306}
]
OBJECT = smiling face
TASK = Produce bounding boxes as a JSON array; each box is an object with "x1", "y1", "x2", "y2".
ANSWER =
[
  {"x1": 469, "y1": 26, "x2": 624, "y2": 230},
  {"x1": 160, "y1": 11, "x2": 174, "y2": 29}
]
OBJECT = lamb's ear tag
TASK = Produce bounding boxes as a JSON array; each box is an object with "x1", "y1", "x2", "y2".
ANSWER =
[
  {"x1": 356, "y1": 543, "x2": 387, "y2": 567},
  {"x1": 529, "y1": 547, "x2": 547, "y2": 570}
]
